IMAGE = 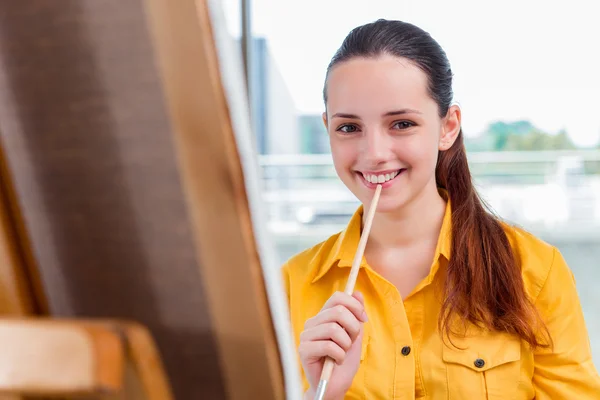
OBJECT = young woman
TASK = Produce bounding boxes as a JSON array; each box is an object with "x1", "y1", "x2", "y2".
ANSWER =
[{"x1": 281, "y1": 19, "x2": 600, "y2": 399}]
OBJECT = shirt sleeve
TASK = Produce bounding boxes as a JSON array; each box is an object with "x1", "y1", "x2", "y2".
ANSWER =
[
  {"x1": 281, "y1": 262, "x2": 313, "y2": 394},
  {"x1": 533, "y1": 247, "x2": 600, "y2": 398},
  {"x1": 281, "y1": 262, "x2": 291, "y2": 304}
]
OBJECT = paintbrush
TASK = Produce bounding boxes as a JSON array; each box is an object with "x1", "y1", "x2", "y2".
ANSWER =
[{"x1": 313, "y1": 183, "x2": 382, "y2": 400}]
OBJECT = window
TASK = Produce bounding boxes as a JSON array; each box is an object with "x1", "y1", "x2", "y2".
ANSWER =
[{"x1": 229, "y1": 0, "x2": 600, "y2": 367}]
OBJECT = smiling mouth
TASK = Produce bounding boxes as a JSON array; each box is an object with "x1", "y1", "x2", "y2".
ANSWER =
[{"x1": 359, "y1": 169, "x2": 405, "y2": 184}]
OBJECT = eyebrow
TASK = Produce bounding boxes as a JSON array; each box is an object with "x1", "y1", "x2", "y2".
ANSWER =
[{"x1": 331, "y1": 109, "x2": 422, "y2": 119}]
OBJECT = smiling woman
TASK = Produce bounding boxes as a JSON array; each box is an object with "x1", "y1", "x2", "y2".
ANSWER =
[
  {"x1": 281, "y1": 19, "x2": 600, "y2": 399},
  {"x1": 323, "y1": 53, "x2": 460, "y2": 216}
]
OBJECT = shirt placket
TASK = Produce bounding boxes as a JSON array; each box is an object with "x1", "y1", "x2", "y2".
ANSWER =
[
  {"x1": 388, "y1": 286, "x2": 416, "y2": 399},
  {"x1": 404, "y1": 290, "x2": 426, "y2": 398}
]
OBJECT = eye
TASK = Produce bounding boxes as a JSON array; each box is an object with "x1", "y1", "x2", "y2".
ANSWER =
[
  {"x1": 336, "y1": 124, "x2": 360, "y2": 134},
  {"x1": 392, "y1": 121, "x2": 415, "y2": 130}
]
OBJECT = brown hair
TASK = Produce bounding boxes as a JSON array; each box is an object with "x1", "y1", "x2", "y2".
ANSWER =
[
  {"x1": 324, "y1": 19, "x2": 549, "y2": 348},
  {"x1": 436, "y1": 132, "x2": 549, "y2": 347}
]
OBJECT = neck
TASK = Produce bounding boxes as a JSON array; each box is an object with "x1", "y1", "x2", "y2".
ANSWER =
[{"x1": 364, "y1": 182, "x2": 447, "y2": 251}]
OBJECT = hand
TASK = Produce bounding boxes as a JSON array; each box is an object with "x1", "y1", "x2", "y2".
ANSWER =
[{"x1": 299, "y1": 291, "x2": 368, "y2": 399}]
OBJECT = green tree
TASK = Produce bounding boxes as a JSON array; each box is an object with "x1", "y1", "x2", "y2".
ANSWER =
[
  {"x1": 465, "y1": 120, "x2": 577, "y2": 152},
  {"x1": 503, "y1": 129, "x2": 576, "y2": 151}
]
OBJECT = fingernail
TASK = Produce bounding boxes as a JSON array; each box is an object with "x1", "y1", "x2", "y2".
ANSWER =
[{"x1": 361, "y1": 310, "x2": 368, "y2": 322}]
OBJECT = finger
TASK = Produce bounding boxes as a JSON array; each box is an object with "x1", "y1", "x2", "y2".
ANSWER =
[
  {"x1": 298, "y1": 340, "x2": 346, "y2": 365},
  {"x1": 321, "y1": 291, "x2": 367, "y2": 323},
  {"x1": 352, "y1": 291, "x2": 364, "y2": 305},
  {"x1": 304, "y1": 305, "x2": 361, "y2": 341},
  {"x1": 352, "y1": 291, "x2": 368, "y2": 322},
  {"x1": 299, "y1": 322, "x2": 352, "y2": 351}
]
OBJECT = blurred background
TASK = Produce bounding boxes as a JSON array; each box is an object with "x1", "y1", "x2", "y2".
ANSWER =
[{"x1": 223, "y1": 0, "x2": 600, "y2": 367}]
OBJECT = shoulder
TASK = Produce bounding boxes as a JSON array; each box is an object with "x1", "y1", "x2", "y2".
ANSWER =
[
  {"x1": 502, "y1": 222, "x2": 572, "y2": 303},
  {"x1": 281, "y1": 231, "x2": 341, "y2": 284}
]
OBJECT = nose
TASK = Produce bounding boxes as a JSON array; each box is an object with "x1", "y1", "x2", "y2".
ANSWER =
[{"x1": 361, "y1": 129, "x2": 393, "y2": 165}]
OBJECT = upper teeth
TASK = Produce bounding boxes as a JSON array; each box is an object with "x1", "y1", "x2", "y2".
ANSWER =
[{"x1": 364, "y1": 170, "x2": 400, "y2": 184}]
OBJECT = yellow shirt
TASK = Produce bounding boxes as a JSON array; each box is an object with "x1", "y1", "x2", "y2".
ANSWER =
[{"x1": 282, "y1": 199, "x2": 600, "y2": 399}]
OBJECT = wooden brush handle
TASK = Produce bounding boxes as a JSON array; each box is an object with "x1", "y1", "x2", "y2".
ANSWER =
[{"x1": 315, "y1": 184, "x2": 382, "y2": 397}]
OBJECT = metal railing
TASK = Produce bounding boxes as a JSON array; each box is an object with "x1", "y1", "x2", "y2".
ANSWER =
[{"x1": 256, "y1": 150, "x2": 600, "y2": 243}]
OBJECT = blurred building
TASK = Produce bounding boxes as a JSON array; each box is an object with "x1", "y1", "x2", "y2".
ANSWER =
[
  {"x1": 298, "y1": 114, "x2": 330, "y2": 154},
  {"x1": 249, "y1": 37, "x2": 299, "y2": 155}
]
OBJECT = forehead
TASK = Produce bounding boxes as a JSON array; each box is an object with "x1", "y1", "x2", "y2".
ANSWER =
[{"x1": 326, "y1": 55, "x2": 434, "y2": 115}]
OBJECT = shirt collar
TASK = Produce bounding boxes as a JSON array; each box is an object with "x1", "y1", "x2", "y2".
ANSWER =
[{"x1": 311, "y1": 190, "x2": 452, "y2": 284}]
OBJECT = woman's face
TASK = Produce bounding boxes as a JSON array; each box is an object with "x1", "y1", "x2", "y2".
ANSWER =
[{"x1": 324, "y1": 54, "x2": 459, "y2": 214}]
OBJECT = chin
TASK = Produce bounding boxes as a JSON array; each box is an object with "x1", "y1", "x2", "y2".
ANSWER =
[
  {"x1": 371, "y1": 195, "x2": 408, "y2": 213},
  {"x1": 353, "y1": 186, "x2": 403, "y2": 211}
]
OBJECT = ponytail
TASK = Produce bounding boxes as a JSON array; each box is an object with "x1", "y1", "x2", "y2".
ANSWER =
[{"x1": 436, "y1": 130, "x2": 549, "y2": 348}]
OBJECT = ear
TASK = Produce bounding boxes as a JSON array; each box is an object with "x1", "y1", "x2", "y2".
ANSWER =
[
  {"x1": 322, "y1": 111, "x2": 328, "y2": 129},
  {"x1": 439, "y1": 104, "x2": 461, "y2": 151}
]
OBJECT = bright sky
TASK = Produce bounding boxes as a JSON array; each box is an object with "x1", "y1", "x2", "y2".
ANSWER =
[{"x1": 221, "y1": 0, "x2": 600, "y2": 147}]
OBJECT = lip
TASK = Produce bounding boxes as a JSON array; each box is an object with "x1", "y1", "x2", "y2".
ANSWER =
[{"x1": 357, "y1": 169, "x2": 405, "y2": 189}]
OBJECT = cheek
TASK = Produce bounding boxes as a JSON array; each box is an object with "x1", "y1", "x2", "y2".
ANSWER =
[
  {"x1": 396, "y1": 134, "x2": 439, "y2": 168},
  {"x1": 330, "y1": 140, "x2": 354, "y2": 168},
  {"x1": 329, "y1": 144, "x2": 353, "y2": 183}
]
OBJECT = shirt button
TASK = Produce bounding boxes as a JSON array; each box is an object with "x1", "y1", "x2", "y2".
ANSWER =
[
  {"x1": 474, "y1": 358, "x2": 485, "y2": 368},
  {"x1": 401, "y1": 346, "x2": 411, "y2": 356}
]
